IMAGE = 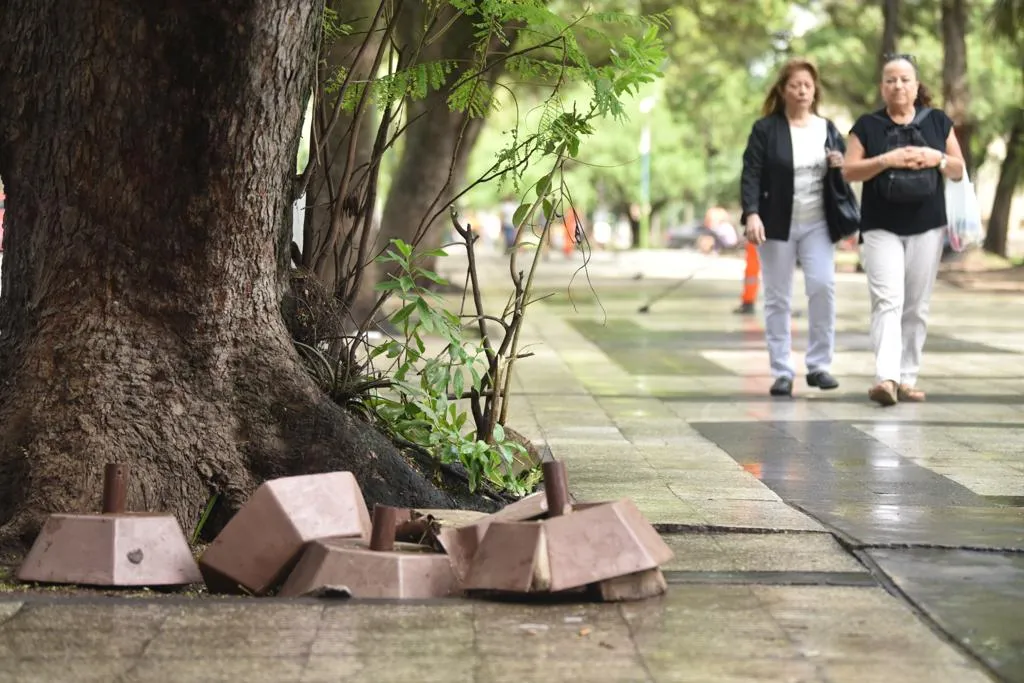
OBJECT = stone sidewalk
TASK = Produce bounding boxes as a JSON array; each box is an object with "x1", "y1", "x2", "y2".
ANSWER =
[{"x1": 0, "y1": 247, "x2": 1019, "y2": 683}]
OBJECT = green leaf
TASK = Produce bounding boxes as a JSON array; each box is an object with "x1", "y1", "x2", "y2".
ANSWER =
[
  {"x1": 535, "y1": 174, "x2": 552, "y2": 197},
  {"x1": 419, "y1": 269, "x2": 449, "y2": 286},
  {"x1": 393, "y1": 239, "x2": 413, "y2": 259},
  {"x1": 512, "y1": 203, "x2": 532, "y2": 227},
  {"x1": 492, "y1": 423, "x2": 506, "y2": 442},
  {"x1": 391, "y1": 302, "x2": 417, "y2": 326}
]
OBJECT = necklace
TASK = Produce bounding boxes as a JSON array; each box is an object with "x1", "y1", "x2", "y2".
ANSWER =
[{"x1": 886, "y1": 108, "x2": 914, "y2": 125}]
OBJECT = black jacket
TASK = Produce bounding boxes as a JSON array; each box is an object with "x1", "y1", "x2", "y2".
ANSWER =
[{"x1": 740, "y1": 113, "x2": 846, "y2": 242}]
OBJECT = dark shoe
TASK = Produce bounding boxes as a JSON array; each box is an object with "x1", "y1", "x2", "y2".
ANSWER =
[
  {"x1": 770, "y1": 377, "x2": 793, "y2": 397},
  {"x1": 734, "y1": 302, "x2": 755, "y2": 315},
  {"x1": 806, "y1": 371, "x2": 839, "y2": 390}
]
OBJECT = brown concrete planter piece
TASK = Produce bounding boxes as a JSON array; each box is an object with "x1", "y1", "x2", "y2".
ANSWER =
[
  {"x1": 199, "y1": 472, "x2": 371, "y2": 595},
  {"x1": 435, "y1": 490, "x2": 553, "y2": 581},
  {"x1": 18, "y1": 465, "x2": 202, "y2": 587},
  {"x1": 278, "y1": 505, "x2": 457, "y2": 599},
  {"x1": 459, "y1": 462, "x2": 673, "y2": 600},
  {"x1": 462, "y1": 498, "x2": 672, "y2": 594}
]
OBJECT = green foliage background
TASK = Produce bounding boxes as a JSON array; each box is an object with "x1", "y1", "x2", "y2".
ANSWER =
[{"x1": 453, "y1": 0, "x2": 1021, "y2": 228}]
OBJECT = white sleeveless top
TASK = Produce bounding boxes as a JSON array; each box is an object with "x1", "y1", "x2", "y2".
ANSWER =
[{"x1": 790, "y1": 116, "x2": 828, "y2": 226}]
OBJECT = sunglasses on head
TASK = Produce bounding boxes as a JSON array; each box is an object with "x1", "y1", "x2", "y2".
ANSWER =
[{"x1": 882, "y1": 53, "x2": 917, "y2": 64}]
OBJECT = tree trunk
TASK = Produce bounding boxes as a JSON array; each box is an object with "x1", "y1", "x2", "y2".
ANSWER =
[
  {"x1": 0, "y1": 0, "x2": 494, "y2": 552},
  {"x1": 301, "y1": 0, "x2": 382, "y2": 329},
  {"x1": 878, "y1": 0, "x2": 901, "y2": 84},
  {"x1": 984, "y1": 111, "x2": 1023, "y2": 257},
  {"x1": 941, "y1": 0, "x2": 975, "y2": 175},
  {"x1": 376, "y1": 4, "x2": 507, "y2": 280}
]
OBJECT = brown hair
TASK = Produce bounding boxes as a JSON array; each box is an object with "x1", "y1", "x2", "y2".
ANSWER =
[
  {"x1": 881, "y1": 54, "x2": 933, "y2": 107},
  {"x1": 761, "y1": 59, "x2": 821, "y2": 117}
]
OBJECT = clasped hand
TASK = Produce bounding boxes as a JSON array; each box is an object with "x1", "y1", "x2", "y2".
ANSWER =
[{"x1": 884, "y1": 146, "x2": 941, "y2": 170}]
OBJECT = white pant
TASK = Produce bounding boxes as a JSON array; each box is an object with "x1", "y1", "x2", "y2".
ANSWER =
[
  {"x1": 758, "y1": 219, "x2": 836, "y2": 379},
  {"x1": 860, "y1": 227, "x2": 945, "y2": 386}
]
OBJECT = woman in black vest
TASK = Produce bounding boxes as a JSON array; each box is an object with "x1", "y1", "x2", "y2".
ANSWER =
[
  {"x1": 842, "y1": 55, "x2": 964, "y2": 406},
  {"x1": 740, "y1": 59, "x2": 846, "y2": 398}
]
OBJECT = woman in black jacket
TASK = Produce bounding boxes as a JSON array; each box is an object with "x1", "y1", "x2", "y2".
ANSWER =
[{"x1": 740, "y1": 58, "x2": 846, "y2": 398}]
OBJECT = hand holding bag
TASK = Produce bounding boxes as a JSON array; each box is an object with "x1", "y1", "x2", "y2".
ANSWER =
[
  {"x1": 945, "y1": 170, "x2": 983, "y2": 252},
  {"x1": 823, "y1": 124, "x2": 861, "y2": 243}
]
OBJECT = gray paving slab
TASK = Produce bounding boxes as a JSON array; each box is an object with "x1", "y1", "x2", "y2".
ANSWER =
[
  {"x1": 661, "y1": 533, "x2": 867, "y2": 573},
  {"x1": 867, "y1": 548, "x2": 1024, "y2": 683}
]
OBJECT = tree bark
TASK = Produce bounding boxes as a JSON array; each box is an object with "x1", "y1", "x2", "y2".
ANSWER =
[
  {"x1": 941, "y1": 0, "x2": 975, "y2": 175},
  {"x1": 0, "y1": 0, "x2": 494, "y2": 552},
  {"x1": 376, "y1": 3, "x2": 506, "y2": 280},
  {"x1": 878, "y1": 0, "x2": 901, "y2": 80},
  {"x1": 984, "y1": 111, "x2": 1023, "y2": 257}
]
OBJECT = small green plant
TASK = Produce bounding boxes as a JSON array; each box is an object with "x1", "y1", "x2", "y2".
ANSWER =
[{"x1": 367, "y1": 239, "x2": 535, "y2": 495}]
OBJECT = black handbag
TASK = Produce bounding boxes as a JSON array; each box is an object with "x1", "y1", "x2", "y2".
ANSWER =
[{"x1": 824, "y1": 124, "x2": 861, "y2": 243}]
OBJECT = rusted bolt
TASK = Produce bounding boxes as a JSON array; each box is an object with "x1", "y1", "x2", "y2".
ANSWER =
[
  {"x1": 369, "y1": 505, "x2": 399, "y2": 552},
  {"x1": 102, "y1": 464, "x2": 128, "y2": 514},
  {"x1": 542, "y1": 461, "x2": 570, "y2": 517}
]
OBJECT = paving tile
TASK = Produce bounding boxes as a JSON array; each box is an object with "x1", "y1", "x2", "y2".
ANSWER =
[
  {"x1": 0, "y1": 603, "x2": 21, "y2": 626},
  {"x1": 126, "y1": 657, "x2": 307, "y2": 683},
  {"x1": 660, "y1": 533, "x2": 865, "y2": 573},
  {"x1": 476, "y1": 657, "x2": 650, "y2": 683},
  {"x1": 675, "y1": 498, "x2": 825, "y2": 532},
  {"x1": 3, "y1": 603, "x2": 167, "y2": 632},
  {"x1": 647, "y1": 658, "x2": 822, "y2": 683},
  {"x1": 867, "y1": 548, "x2": 1024, "y2": 683},
  {"x1": 0, "y1": 626, "x2": 155, "y2": 659},
  {"x1": 0, "y1": 657, "x2": 135, "y2": 683},
  {"x1": 161, "y1": 603, "x2": 323, "y2": 630},
  {"x1": 143, "y1": 628, "x2": 317, "y2": 659},
  {"x1": 753, "y1": 586, "x2": 970, "y2": 663},
  {"x1": 303, "y1": 657, "x2": 472, "y2": 683},
  {"x1": 820, "y1": 660, "x2": 992, "y2": 683}
]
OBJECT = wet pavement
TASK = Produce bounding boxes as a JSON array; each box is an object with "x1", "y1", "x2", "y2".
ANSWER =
[
  {"x1": 502, "y1": 249, "x2": 1024, "y2": 682},
  {"x1": 0, "y1": 589, "x2": 993, "y2": 683},
  {"x1": 2, "y1": 248, "x2": 1021, "y2": 682}
]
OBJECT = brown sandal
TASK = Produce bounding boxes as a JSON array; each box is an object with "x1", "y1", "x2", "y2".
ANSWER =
[
  {"x1": 868, "y1": 380, "x2": 898, "y2": 407},
  {"x1": 897, "y1": 384, "x2": 926, "y2": 402}
]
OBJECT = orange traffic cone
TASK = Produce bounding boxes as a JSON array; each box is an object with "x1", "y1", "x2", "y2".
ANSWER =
[{"x1": 736, "y1": 241, "x2": 759, "y2": 315}]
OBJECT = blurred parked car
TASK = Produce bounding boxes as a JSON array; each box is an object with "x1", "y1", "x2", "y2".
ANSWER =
[{"x1": 665, "y1": 220, "x2": 702, "y2": 249}]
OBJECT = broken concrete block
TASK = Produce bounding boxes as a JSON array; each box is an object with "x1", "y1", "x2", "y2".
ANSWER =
[
  {"x1": 435, "y1": 491, "x2": 553, "y2": 581},
  {"x1": 18, "y1": 464, "x2": 201, "y2": 588},
  {"x1": 199, "y1": 472, "x2": 371, "y2": 595},
  {"x1": 18, "y1": 513, "x2": 202, "y2": 587},
  {"x1": 279, "y1": 505, "x2": 456, "y2": 599},
  {"x1": 592, "y1": 567, "x2": 668, "y2": 602},
  {"x1": 462, "y1": 499, "x2": 673, "y2": 596},
  {"x1": 278, "y1": 539, "x2": 457, "y2": 599}
]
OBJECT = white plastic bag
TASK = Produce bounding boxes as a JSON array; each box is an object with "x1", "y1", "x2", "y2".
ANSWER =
[{"x1": 945, "y1": 171, "x2": 983, "y2": 252}]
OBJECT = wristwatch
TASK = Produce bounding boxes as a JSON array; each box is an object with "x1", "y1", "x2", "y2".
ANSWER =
[{"x1": 938, "y1": 153, "x2": 948, "y2": 170}]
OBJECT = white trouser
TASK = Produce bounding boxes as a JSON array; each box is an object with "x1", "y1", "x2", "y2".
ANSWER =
[
  {"x1": 860, "y1": 227, "x2": 945, "y2": 386},
  {"x1": 758, "y1": 219, "x2": 836, "y2": 379}
]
